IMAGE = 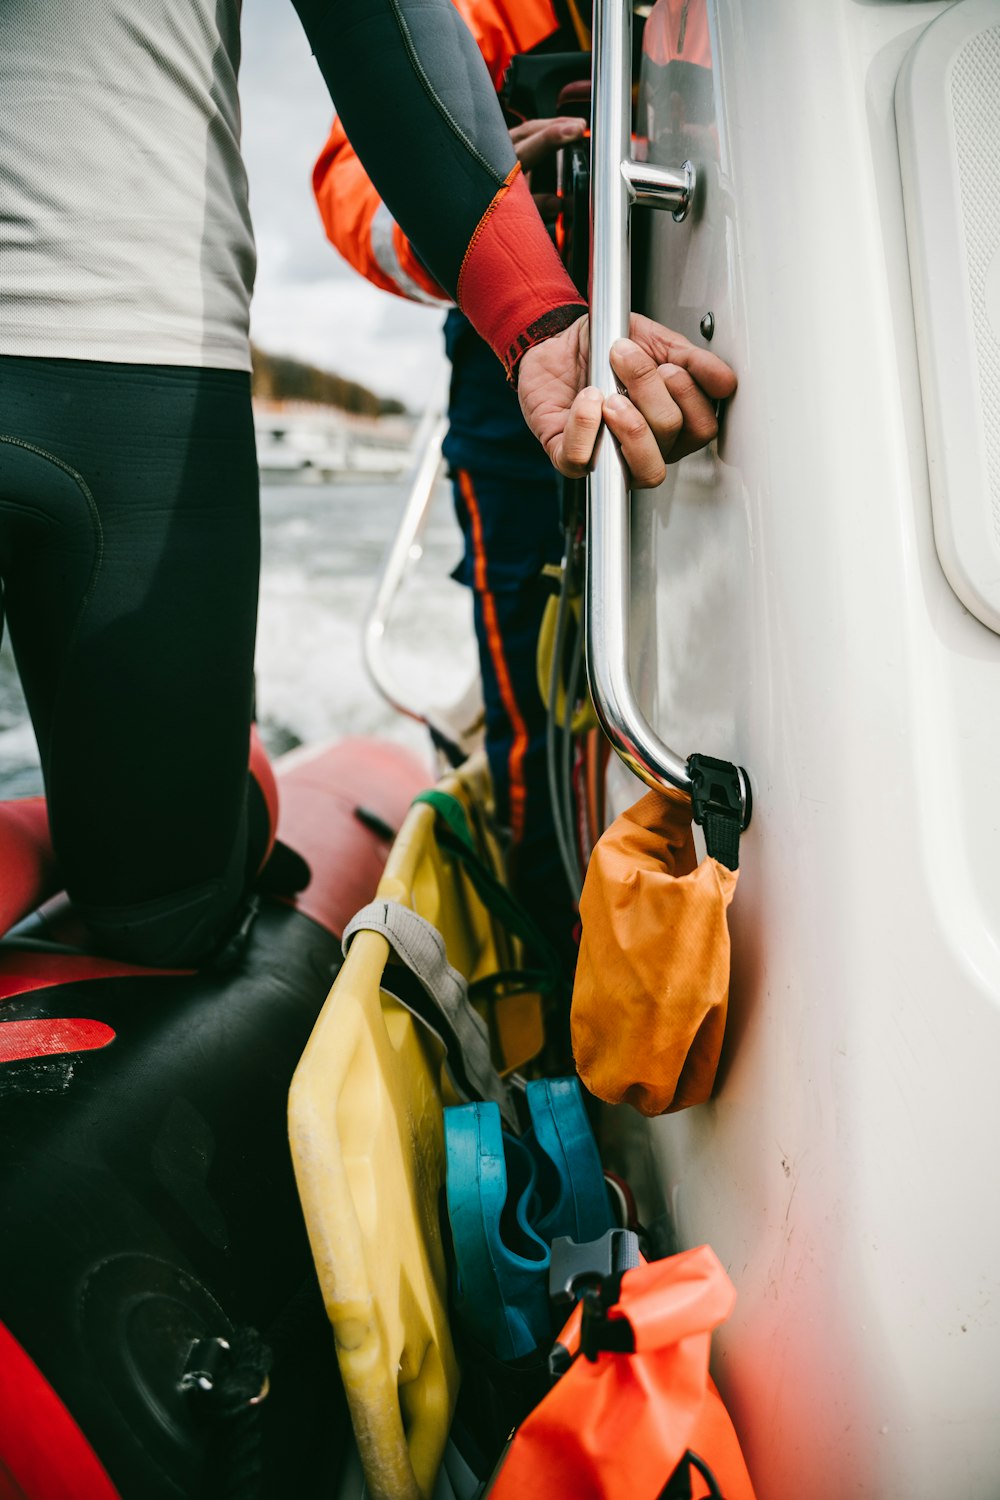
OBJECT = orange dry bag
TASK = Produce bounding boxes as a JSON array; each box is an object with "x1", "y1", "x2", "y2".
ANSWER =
[
  {"x1": 571, "y1": 787, "x2": 738, "y2": 1114},
  {"x1": 486, "y1": 1244, "x2": 756, "y2": 1500}
]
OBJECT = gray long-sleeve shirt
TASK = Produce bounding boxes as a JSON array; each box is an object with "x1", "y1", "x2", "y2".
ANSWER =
[{"x1": 0, "y1": 2, "x2": 256, "y2": 369}]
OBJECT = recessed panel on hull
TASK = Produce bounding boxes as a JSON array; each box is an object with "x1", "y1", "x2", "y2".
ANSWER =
[{"x1": 896, "y1": 0, "x2": 1000, "y2": 634}]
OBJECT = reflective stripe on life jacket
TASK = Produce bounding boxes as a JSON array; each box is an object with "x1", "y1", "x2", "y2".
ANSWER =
[{"x1": 370, "y1": 203, "x2": 452, "y2": 306}]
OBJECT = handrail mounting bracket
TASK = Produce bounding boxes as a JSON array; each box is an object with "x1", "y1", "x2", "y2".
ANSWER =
[{"x1": 621, "y1": 158, "x2": 696, "y2": 220}]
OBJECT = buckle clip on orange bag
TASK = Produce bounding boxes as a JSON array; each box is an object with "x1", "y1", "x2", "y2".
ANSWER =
[
  {"x1": 572, "y1": 755, "x2": 749, "y2": 1115},
  {"x1": 484, "y1": 1245, "x2": 756, "y2": 1500}
]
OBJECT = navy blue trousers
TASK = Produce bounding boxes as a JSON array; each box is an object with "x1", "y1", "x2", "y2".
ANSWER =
[
  {"x1": 443, "y1": 310, "x2": 578, "y2": 958},
  {"x1": 450, "y1": 465, "x2": 575, "y2": 957}
]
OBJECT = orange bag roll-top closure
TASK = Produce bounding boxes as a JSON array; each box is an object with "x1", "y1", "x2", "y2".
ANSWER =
[
  {"x1": 616, "y1": 1247, "x2": 736, "y2": 1351},
  {"x1": 571, "y1": 787, "x2": 738, "y2": 1116}
]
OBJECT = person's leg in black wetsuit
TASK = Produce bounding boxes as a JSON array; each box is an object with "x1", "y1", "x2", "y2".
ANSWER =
[{"x1": 0, "y1": 356, "x2": 265, "y2": 966}]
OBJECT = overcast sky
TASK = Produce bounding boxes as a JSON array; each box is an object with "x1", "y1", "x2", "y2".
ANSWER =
[{"x1": 240, "y1": 0, "x2": 447, "y2": 405}]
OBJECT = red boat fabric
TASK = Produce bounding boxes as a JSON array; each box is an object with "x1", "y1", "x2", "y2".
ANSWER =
[
  {"x1": 249, "y1": 723, "x2": 280, "y2": 873},
  {"x1": 0, "y1": 799, "x2": 58, "y2": 941},
  {"x1": 276, "y1": 738, "x2": 429, "y2": 936},
  {"x1": 0, "y1": 1320, "x2": 121, "y2": 1500},
  {"x1": 0, "y1": 953, "x2": 179, "y2": 1005}
]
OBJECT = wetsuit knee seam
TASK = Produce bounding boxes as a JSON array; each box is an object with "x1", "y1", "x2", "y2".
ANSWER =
[{"x1": 0, "y1": 435, "x2": 105, "y2": 774}]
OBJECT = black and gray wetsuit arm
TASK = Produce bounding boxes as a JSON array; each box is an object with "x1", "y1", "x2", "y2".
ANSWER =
[{"x1": 290, "y1": 0, "x2": 585, "y2": 375}]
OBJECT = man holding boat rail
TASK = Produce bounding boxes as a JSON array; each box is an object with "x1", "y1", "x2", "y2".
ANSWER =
[
  {"x1": 313, "y1": 0, "x2": 731, "y2": 955},
  {"x1": 0, "y1": 0, "x2": 734, "y2": 968},
  {"x1": 314, "y1": 0, "x2": 591, "y2": 956}
]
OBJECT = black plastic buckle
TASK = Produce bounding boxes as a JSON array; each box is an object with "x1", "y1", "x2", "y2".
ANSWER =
[
  {"x1": 686, "y1": 753, "x2": 752, "y2": 833},
  {"x1": 547, "y1": 1235, "x2": 641, "y2": 1374},
  {"x1": 579, "y1": 1287, "x2": 635, "y2": 1362},
  {"x1": 549, "y1": 1229, "x2": 641, "y2": 1312}
]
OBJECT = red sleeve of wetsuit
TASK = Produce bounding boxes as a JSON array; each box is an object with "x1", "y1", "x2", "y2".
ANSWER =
[
  {"x1": 291, "y1": 0, "x2": 586, "y2": 377},
  {"x1": 456, "y1": 165, "x2": 585, "y2": 375}
]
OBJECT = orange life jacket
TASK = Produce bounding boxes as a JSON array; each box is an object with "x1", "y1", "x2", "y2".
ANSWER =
[{"x1": 642, "y1": 0, "x2": 711, "y2": 70}]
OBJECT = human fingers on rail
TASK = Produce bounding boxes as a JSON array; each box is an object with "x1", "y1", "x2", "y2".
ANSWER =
[
  {"x1": 516, "y1": 313, "x2": 736, "y2": 487},
  {"x1": 605, "y1": 327, "x2": 734, "y2": 477},
  {"x1": 622, "y1": 312, "x2": 737, "y2": 406},
  {"x1": 509, "y1": 116, "x2": 586, "y2": 173}
]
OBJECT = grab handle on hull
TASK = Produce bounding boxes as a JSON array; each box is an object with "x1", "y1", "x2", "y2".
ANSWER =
[{"x1": 586, "y1": 0, "x2": 750, "y2": 843}]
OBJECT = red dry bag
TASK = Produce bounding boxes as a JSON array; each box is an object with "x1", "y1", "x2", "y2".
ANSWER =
[{"x1": 486, "y1": 1244, "x2": 756, "y2": 1500}]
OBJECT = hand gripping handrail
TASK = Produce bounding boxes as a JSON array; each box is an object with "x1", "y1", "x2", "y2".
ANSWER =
[{"x1": 586, "y1": 0, "x2": 751, "y2": 842}]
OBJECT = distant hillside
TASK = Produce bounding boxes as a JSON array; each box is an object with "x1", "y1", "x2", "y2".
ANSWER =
[{"x1": 251, "y1": 344, "x2": 406, "y2": 417}]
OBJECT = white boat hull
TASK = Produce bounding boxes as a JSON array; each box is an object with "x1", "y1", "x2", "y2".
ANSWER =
[{"x1": 619, "y1": 2, "x2": 1000, "y2": 1494}]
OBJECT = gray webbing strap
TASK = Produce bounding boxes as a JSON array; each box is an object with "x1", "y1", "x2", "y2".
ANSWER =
[{"x1": 342, "y1": 899, "x2": 517, "y2": 1129}]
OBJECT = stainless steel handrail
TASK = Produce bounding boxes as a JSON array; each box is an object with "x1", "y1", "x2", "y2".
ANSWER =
[
  {"x1": 586, "y1": 0, "x2": 698, "y2": 794},
  {"x1": 363, "y1": 405, "x2": 448, "y2": 723}
]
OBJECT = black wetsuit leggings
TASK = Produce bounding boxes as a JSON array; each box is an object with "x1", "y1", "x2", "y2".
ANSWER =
[{"x1": 0, "y1": 356, "x2": 265, "y2": 965}]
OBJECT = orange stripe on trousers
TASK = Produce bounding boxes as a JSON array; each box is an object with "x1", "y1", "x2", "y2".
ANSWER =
[{"x1": 458, "y1": 470, "x2": 529, "y2": 843}]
